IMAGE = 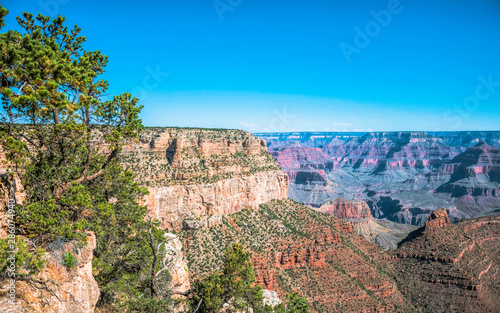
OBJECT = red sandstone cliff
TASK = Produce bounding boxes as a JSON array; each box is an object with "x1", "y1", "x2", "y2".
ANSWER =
[{"x1": 318, "y1": 197, "x2": 373, "y2": 224}]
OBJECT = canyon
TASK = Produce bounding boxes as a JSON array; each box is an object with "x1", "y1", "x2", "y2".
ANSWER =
[
  {"x1": 257, "y1": 131, "x2": 500, "y2": 226},
  {"x1": 1, "y1": 127, "x2": 499, "y2": 313},
  {"x1": 180, "y1": 199, "x2": 500, "y2": 312},
  {"x1": 318, "y1": 198, "x2": 417, "y2": 250}
]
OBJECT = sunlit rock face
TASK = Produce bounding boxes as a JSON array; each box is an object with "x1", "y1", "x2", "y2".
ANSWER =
[
  {"x1": 0, "y1": 233, "x2": 99, "y2": 313},
  {"x1": 318, "y1": 197, "x2": 373, "y2": 224},
  {"x1": 163, "y1": 233, "x2": 190, "y2": 302},
  {"x1": 145, "y1": 170, "x2": 288, "y2": 230},
  {"x1": 317, "y1": 197, "x2": 418, "y2": 250},
  {"x1": 121, "y1": 127, "x2": 288, "y2": 230}
]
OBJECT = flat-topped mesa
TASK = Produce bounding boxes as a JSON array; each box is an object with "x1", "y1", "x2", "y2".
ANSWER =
[
  {"x1": 318, "y1": 197, "x2": 373, "y2": 224},
  {"x1": 424, "y1": 208, "x2": 449, "y2": 230},
  {"x1": 121, "y1": 127, "x2": 288, "y2": 230}
]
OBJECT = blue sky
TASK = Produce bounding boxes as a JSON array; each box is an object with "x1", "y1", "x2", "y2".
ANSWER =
[{"x1": 3, "y1": 0, "x2": 500, "y2": 132}]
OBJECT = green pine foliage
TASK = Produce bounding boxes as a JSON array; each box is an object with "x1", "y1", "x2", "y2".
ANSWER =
[
  {"x1": 0, "y1": 6, "x2": 172, "y2": 310},
  {"x1": 191, "y1": 243, "x2": 309, "y2": 313},
  {"x1": 273, "y1": 293, "x2": 309, "y2": 313}
]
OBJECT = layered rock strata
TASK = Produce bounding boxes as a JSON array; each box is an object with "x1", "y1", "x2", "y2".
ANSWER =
[
  {"x1": 317, "y1": 197, "x2": 417, "y2": 250},
  {"x1": 121, "y1": 128, "x2": 288, "y2": 230},
  {"x1": 387, "y1": 213, "x2": 500, "y2": 312},
  {"x1": 318, "y1": 198, "x2": 373, "y2": 224},
  {"x1": 259, "y1": 131, "x2": 500, "y2": 225}
]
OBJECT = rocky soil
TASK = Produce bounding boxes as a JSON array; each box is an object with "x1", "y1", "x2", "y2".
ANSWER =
[{"x1": 179, "y1": 199, "x2": 418, "y2": 313}]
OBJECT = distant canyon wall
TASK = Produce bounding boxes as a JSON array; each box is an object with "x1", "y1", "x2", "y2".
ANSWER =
[{"x1": 258, "y1": 131, "x2": 500, "y2": 226}]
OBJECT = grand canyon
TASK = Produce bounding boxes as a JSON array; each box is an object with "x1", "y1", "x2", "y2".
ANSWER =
[
  {"x1": 1, "y1": 127, "x2": 499, "y2": 312},
  {"x1": 1, "y1": 2, "x2": 499, "y2": 312}
]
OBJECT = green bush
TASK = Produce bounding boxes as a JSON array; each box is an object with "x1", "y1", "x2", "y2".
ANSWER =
[{"x1": 62, "y1": 252, "x2": 78, "y2": 269}]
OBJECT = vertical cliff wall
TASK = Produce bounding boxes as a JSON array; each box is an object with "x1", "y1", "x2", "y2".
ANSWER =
[{"x1": 121, "y1": 127, "x2": 289, "y2": 230}]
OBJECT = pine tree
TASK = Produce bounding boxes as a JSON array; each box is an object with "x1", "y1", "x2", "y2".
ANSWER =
[
  {"x1": 192, "y1": 243, "x2": 309, "y2": 313},
  {"x1": 0, "y1": 5, "x2": 171, "y2": 310}
]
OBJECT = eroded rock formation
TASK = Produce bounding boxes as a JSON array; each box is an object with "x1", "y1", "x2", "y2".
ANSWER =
[
  {"x1": 424, "y1": 208, "x2": 449, "y2": 230},
  {"x1": 162, "y1": 233, "x2": 191, "y2": 297},
  {"x1": 121, "y1": 128, "x2": 288, "y2": 230},
  {"x1": 144, "y1": 170, "x2": 288, "y2": 230},
  {"x1": 1, "y1": 174, "x2": 99, "y2": 313},
  {"x1": 259, "y1": 131, "x2": 500, "y2": 226},
  {"x1": 317, "y1": 197, "x2": 417, "y2": 250},
  {"x1": 387, "y1": 213, "x2": 500, "y2": 312},
  {"x1": 318, "y1": 198, "x2": 373, "y2": 224}
]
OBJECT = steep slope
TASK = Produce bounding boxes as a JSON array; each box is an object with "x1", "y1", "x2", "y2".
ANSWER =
[
  {"x1": 179, "y1": 199, "x2": 417, "y2": 313},
  {"x1": 387, "y1": 209, "x2": 500, "y2": 312},
  {"x1": 120, "y1": 127, "x2": 288, "y2": 230}
]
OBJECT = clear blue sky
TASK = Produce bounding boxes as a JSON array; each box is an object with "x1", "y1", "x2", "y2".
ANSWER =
[{"x1": 3, "y1": 0, "x2": 500, "y2": 132}]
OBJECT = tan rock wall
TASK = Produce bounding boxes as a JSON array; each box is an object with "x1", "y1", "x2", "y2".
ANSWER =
[
  {"x1": 145, "y1": 170, "x2": 288, "y2": 230},
  {"x1": 0, "y1": 233, "x2": 99, "y2": 313}
]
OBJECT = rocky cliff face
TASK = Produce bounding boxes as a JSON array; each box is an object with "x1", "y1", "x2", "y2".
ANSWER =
[
  {"x1": 435, "y1": 142, "x2": 500, "y2": 216},
  {"x1": 317, "y1": 198, "x2": 417, "y2": 250},
  {"x1": 162, "y1": 233, "x2": 191, "y2": 302},
  {"x1": 0, "y1": 233, "x2": 99, "y2": 313},
  {"x1": 424, "y1": 208, "x2": 449, "y2": 230},
  {"x1": 318, "y1": 198, "x2": 373, "y2": 224},
  {"x1": 1, "y1": 167, "x2": 99, "y2": 313},
  {"x1": 122, "y1": 128, "x2": 288, "y2": 231},
  {"x1": 145, "y1": 170, "x2": 288, "y2": 230}
]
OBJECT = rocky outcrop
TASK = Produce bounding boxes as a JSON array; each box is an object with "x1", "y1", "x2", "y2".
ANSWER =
[
  {"x1": 121, "y1": 128, "x2": 288, "y2": 231},
  {"x1": 317, "y1": 198, "x2": 417, "y2": 250},
  {"x1": 262, "y1": 289, "x2": 281, "y2": 307},
  {"x1": 318, "y1": 198, "x2": 373, "y2": 224},
  {"x1": 424, "y1": 208, "x2": 449, "y2": 230},
  {"x1": 121, "y1": 128, "x2": 281, "y2": 188},
  {"x1": 0, "y1": 233, "x2": 99, "y2": 313},
  {"x1": 162, "y1": 233, "x2": 190, "y2": 297}
]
